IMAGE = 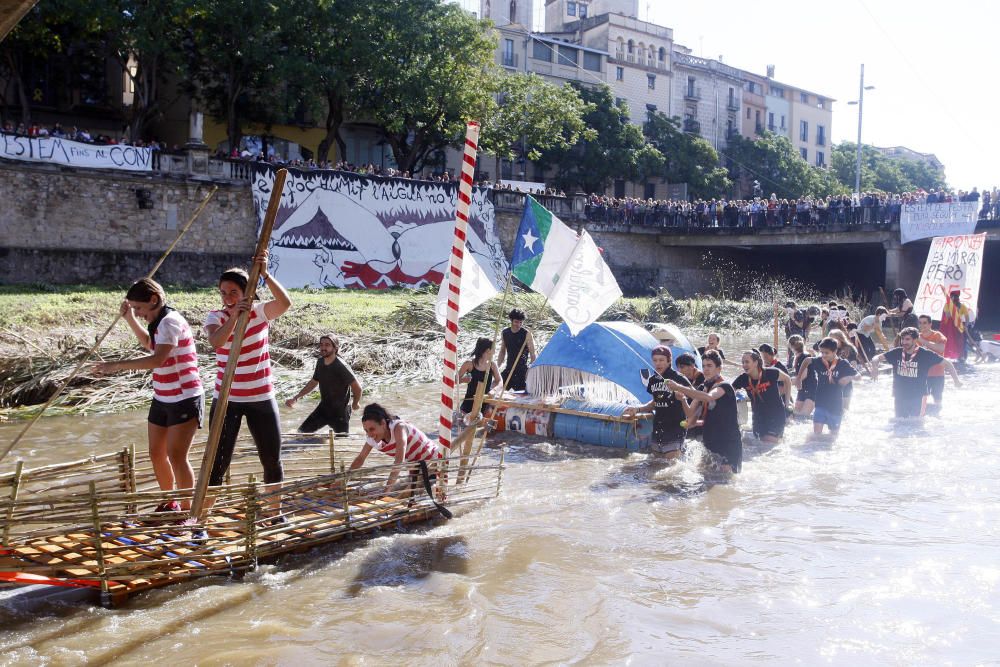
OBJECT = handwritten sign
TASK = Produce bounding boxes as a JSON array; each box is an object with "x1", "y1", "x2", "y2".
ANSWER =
[
  {"x1": 0, "y1": 133, "x2": 152, "y2": 171},
  {"x1": 913, "y1": 233, "x2": 986, "y2": 318},
  {"x1": 900, "y1": 201, "x2": 979, "y2": 244}
]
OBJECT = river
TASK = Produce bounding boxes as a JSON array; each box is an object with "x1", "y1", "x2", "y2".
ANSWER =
[{"x1": 1, "y1": 332, "x2": 999, "y2": 665}]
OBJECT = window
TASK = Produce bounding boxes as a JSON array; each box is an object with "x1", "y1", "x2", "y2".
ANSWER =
[
  {"x1": 816, "y1": 125, "x2": 826, "y2": 146},
  {"x1": 780, "y1": 114, "x2": 786, "y2": 129},
  {"x1": 647, "y1": 74, "x2": 656, "y2": 89},
  {"x1": 746, "y1": 107, "x2": 751, "y2": 119},
  {"x1": 532, "y1": 40, "x2": 551, "y2": 62},
  {"x1": 768, "y1": 112, "x2": 774, "y2": 130},
  {"x1": 579, "y1": 3, "x2": 587, "y2": 17},
  {"x1": 503, "y1": 39, "x2": 515, "y2": 67},
  {"x1": 728, "y1": 87, "x2": 735, "y2": 107},
  {"x1": 817, "y1": 97, "x2": 826, "y2": 109},
  {"x1": 686, "y1": 76, "x2": 696, "y2": 97},
  {"x1": 557, "y1": 45, "x2": 577, "y2": 66},
  {"x1": 800, "y1": 92, "x2": 809, "y2": 104},
  {"x1": 616, "y1": 66, "x2": 624, "y2": 81},
  {"x1": 567, "y1": 1, "x2": 576, "y2": 16},
  {"x1": 627, "y1": 40, "x2": 634, "y2": 54},
  {"x1": 800, "y1": 147, "x2": 808, "y2": 161},
  {"x1": 644, "y1": 182, "x2": 656, "y2": 199},
  {"x1": 799, "y1": 120, "x2": 808, "y2": 142},
  {"x1": 658, "y1": 47, "x2": 666, "y2": 61},
  {"x1": 747, "y1": 81, "x2": 759, "y2": 94},
  {"x1": 583, "y1": 51, "x2": 601, "y2": 72},
  {"x1": 646, "y1": 103, "x2": 657, "y2": 113},
  {"x1": 769, "y1": 85, "x2": 785, "y2": 98},
  {"x1": 509, "y1": 1, "x2": 516, "y2": 22},
  {"x1": 816, "y1": 151, "x2": 825, "y2": 167}
]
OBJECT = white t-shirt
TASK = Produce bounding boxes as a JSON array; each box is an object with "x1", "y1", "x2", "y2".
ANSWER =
[
  {"x1": 151, "y1": 310, "x2": 203, "y2": 403},
  {"x1": 204, "y1": 302, "x2": 273, "y2": 402}
]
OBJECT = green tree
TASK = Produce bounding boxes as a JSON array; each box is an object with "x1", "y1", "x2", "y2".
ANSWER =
[
  {"x1": 361, "y1": 0, "x2": 497, "y2": 172},
  {"x1": 479, "y1": 72, "x2": 595, "y2": 164},
  {"x1": 536, "y1": 84, "x2": 658, "y2": 192},
  {"x1": 831, "y1": 141, "x2": 948, "y2": 193},
  {"x1": 726, "y1": 131, "x2": 844, "y2": 199},
  {"x1": 898, "y1": 158, "x2": 947, "y2": 192},
  {"x1": 643, "y1": 111, "x2": 730, "y2": 199}
]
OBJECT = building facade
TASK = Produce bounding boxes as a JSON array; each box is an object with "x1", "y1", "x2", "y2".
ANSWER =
[{"x1": 670, "y1": 49, "x2": 743, "y2": 151}]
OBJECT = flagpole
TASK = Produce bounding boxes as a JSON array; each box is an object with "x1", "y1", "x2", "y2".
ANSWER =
[{"x1": 438, "y1": 122, "x2": 481, "y2": 451}]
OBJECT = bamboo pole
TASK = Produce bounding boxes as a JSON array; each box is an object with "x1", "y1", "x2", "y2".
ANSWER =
[
  {"x1": 88, "y1": 481, "x2": 111, "y2": 606},
  {"x1": 2, "y1": 460, "x2": 23, "y2": 547},
  {"x1": 1, "y1": 186, "x2": 219, "y2": 464},
  {"x1": 244, "y1": 475, "x2": 259, "y2": 570},
  {"x1": 190, "y1": 171, "x2": 286, "y2": 519},
  {"x1": 328, "y1": 430, "x2": 336, "y2": 473}
]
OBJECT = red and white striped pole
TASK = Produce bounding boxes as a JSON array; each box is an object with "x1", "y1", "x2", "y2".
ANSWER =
[{"x1": 438, "y1": 121, "x2": 481, "y2": 449}]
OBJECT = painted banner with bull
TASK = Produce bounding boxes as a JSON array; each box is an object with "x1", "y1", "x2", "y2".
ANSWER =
[{"x1": 250, "y1": 164, "x2": 508, "y2": 289}]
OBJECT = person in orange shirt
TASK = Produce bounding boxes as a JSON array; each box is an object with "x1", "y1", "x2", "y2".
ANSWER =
[{"x1": 917, "y1": 315, "x2": 948, "y2": 415}]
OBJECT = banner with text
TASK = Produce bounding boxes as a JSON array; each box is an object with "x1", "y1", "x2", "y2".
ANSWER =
[
  {"x1": 900, "y1": 201, "x2": 979, "y2": 244},
  {"x1": 913, "y1": 233, "x2": 986, "y2": 318},
  {"x1": 251, "y1": 164, "x2": 508, "y2": 289},
  {"x1": 0, "y1": 132, "x2": 152, "y2": 171}
]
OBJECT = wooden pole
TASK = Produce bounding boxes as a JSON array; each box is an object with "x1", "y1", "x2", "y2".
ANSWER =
[
  {"x1": 2, "y1": 460, "x2": 23, "y2": 547},
  {"x1": 190, "y1": 171, "x2": 286, "y2": 519},
  {"x1": 1, "y1": 186, "x2": 219, "y2": 464},
  {"x1": 88, "y1": 481, "x2": 111, "y2": 606}
]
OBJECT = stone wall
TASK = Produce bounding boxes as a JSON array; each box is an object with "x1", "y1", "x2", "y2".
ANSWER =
[{"x1": 0, "y1": 160, "x2": 255, "y2": 285}]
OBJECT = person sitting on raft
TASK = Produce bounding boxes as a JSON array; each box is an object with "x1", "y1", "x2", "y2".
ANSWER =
[
  {"x1": 732, "y1": 349, "x2": 793, "y2": 444},
  {"x1": 666, "y1": 350, "x2": 742, "y2": 474},
  {"x1": 351, "y1": 403, "x2": 448, "y2": 501},
  {"x1": 95, "y1": 278, "x2": 203, "y2": 513},
  {"x1": 459, "y1": 337, "x2": 503, "y2": 420},
  {"x1": 624, "y1": 345, "x2": 691, "y2": 461},
  {"x1": 497, "y1": 309, "x2": 536, "y2": 392}
]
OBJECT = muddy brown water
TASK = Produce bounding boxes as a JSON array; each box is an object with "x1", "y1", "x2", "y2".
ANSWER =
[{"x1": 1, "y1": 331, "x2": 999, "y2": 665}]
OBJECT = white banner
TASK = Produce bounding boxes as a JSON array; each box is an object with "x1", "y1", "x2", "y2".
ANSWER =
[
  {"x1": 900, "y1": 201, "x2": 979, "y2": 244},
  {"x1": 251, "y1": 164, "x2": 508, "y2": 290},
  {"x1": 913, "y1": 233, "x2": 986, "y2": 318},
  {"x1": 548, "y1": 230, "x2": 622, "y2": 335},
  {"x1": 434, "y1": 251, "x2": 501, "y2": 326},
  {"x1": 0, "y1": 132, "x2": 152, "y2": 171}
]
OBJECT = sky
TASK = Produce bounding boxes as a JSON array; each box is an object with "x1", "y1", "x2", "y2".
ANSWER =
[{"x1": 455, "y1": 0, "x2": 998, "y2": 189}]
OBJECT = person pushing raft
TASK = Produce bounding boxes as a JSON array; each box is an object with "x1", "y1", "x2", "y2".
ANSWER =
[{"x1": 497, "y1": 309, "x2": 536, "y2": 392}]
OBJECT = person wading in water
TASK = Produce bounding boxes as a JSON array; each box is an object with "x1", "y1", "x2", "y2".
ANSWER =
[
  {"x1": 286, "y1": 335, "x2": 362, "y2": 434},
  {"x1": 869, "y1": 326, "x2": 961, "y2": 419},
  {"x1": 732, "y1": 349, "x2": 792, "y2": 443}
]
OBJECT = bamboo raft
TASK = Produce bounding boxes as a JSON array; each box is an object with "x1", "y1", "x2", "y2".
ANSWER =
[{"x1": 0, "y1": 430, "x2": 503, "y2": 607}]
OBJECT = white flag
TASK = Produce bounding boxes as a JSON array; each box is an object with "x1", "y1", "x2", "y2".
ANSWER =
[
  {"x1": 435, "y1": 252, "x2": 501, "y2": 326},
  {"x1": 548, "y1": 231, "x2": 622, "y2": 335}
]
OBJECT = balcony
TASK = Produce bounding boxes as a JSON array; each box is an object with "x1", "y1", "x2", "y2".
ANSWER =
[
  {"x1": 684, "y1": 87, "x2": 701, "y2": 101},
  {"x1": 502, "y1": 53, "x2": 518, "y2": 69},
  {"x1": 726, "y1": 100, "x2": 739, "y2": 111},
  {"x1": 726, "y1": 128, "x2": 741, "y2": 141},
  {"x1": 767, "y1": 123, "x2": 776, "y2": 132},
  {"x1": 755, "y1": 122, "x2": 764, "y2": 134},
  {"x1": 682, "y1": 118, "x2": 701, "y2": 134}
]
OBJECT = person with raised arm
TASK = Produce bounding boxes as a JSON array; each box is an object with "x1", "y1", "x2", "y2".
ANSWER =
[{"x1": 869, "y1": 326, "x2": 961, "y2": 419}]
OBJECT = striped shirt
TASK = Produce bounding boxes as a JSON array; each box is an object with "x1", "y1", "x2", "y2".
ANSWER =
[
  {"x1": 151, "y1": 311, "x2": 203, "y2": 403},
  {"x1": 367, "y1": 419, "x2": 446, "y2": 462},
  {"x1": 204, "y1": 302, "x2": 273, "y2": 402}
]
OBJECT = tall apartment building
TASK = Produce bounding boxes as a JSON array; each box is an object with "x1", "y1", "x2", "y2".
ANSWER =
[{"x1": 670, "y1": 48, "x2": 743, "y2": 151}]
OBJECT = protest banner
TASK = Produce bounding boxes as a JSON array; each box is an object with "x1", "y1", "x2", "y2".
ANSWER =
[
  {"x1": 900, "y1": 201, "x2": 979, "y2": 244},
  {"x1": 913, "y1": 233, "x2": 986, "y2": 318},
  {"x1": 0, "y1": 132, "x2": 152, "y2": 171}
]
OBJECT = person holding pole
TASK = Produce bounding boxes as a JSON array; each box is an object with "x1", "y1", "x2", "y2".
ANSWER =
[
  {"x1": 203, "y1": 253, "x2": 291, "y2": 521},
  {"x1": 94, "y1": 279, "x2": 203, "y2": 513},
  {"x1": 497, "y1": 309, "x2": 536, "y2": 392}
]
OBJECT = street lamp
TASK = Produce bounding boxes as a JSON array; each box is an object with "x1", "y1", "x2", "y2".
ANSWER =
[{"x1": 846, "y1": 63, "x2": 876, "y2": 196}]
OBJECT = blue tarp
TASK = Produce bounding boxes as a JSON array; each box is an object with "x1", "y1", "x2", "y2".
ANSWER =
[{"x1": 531, "y1": 321, "x2": 698, "y2": 401}]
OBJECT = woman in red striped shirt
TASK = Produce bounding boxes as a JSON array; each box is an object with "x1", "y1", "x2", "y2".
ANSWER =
[
  {"x1": 352, "y1": 403, "x2": 448, "y2": 497},
  {"x1": 203, "y1": 254, "x2": 291, "y2": 519},
  {"x1": 95, "y1": 278, "x2": 203, "y2": 512}
]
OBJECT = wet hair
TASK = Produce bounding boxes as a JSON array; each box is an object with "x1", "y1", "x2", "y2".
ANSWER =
[
  {"x1": 818, "y1": 337, "x2": 839, "y2": 353},
  {"x1": 787, "y1": 335, "x2": 805, "y2": 354},
  {"x1": 319, "y1": 335, "x2": 340, "y2": 349},
  {"x1": 875, "y1": 306, "x2": 888, "y2": 316},
  {"x1": 361, "y1": 403, "x2": 396, "y2": 425},
  {"x1": 758, "y1": 343, "x2": 776, "y2": 357},
  {"x1": 899, "y1": 326, "x2": 919, "y2": 340},
  {"x1": 701, "y1": 350, "x2": 722, "y2": 368},
  {"x1": 219, "y1": 267, "x2": 249, "y2": 293},
  {"x1": 508, "y1": 308, "x2": 525, "y2": 321},
  {"x1": 471, "y1": 337, "x2": 493, "y2": 361},
  {"x1": 742, "y1": 349, "x2": 764, "y2": 373},
  {"x1": 651, "y1": 345, "x2": 672, "y2": 361},
  {"x1": 125, "y1": 278, "x2": 166, "y2": 307},
  {"x1": 675, "y1": 353, "x2": 697, "y2": 368}
]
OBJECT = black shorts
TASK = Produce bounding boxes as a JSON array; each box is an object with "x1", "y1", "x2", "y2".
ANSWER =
[
  {"x1": 894, "y1": 393, "x2": 924, "y2": 419},
  {"x1": 796, "y1": 387, "x2": 814, "y2": 403},
  {"x1": 148, "y1": 395, "x2": 204, "y2": 428},
  {"x1": 752, "y1": 413, "x2": 785, "y2": 440},
  {"x1": 926, "y1": 376, "x2": 945, "y2": 403},
  {"x1": 298, "y1": 404, "x2": 351, "y2": 433}
]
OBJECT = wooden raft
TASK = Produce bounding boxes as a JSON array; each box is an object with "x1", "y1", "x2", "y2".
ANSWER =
[{"x1": 0, "y1": 432, "x2": 504, "y2": 607}]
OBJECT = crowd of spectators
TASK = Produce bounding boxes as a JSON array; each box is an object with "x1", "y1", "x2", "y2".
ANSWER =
[
  {"x1": 584, "y1": 188, "x2": 1000, "y2": 228},
  {"x1": 0, "y1": 121, "x2": 175, "y2": 152}
]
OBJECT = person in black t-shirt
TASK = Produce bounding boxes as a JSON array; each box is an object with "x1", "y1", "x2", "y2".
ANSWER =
[
  {"x1": 286, "y1": 335, "x2": 362, "y2": 433},
  {"x1": 869, "y1": 327, "x2": 961, "y2": 419},
  {"x1": 789, "y1": 334, "x2": 817, "y2": 419},
  {"x1": 625, "y1": 346, "x2": 691, "y2": 460},
  {"x1": 731, "y1": 349, "x2": 792, "y2": 443},
  {"x1": 675, "y1": 353, "x2": 705, "y2": 439},
  {"x1": 667, "y1": 350, "x2": 742, "y2": 473},
  {"x1": 798, "y1": 338, "x2": 857, "y2": 438}
]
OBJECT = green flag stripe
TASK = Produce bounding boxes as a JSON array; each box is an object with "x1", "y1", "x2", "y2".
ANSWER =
[
  {"x1": 529, "y1": 197, "x2": 553, "y2": 241},
  {"x1": 512, "y1": 254, "x2": 542, "y2": 286}
]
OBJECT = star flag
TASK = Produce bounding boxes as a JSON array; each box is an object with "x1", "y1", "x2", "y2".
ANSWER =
[{"x1": 511, "y1": 196, "x2": 578, "y2": 293}]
